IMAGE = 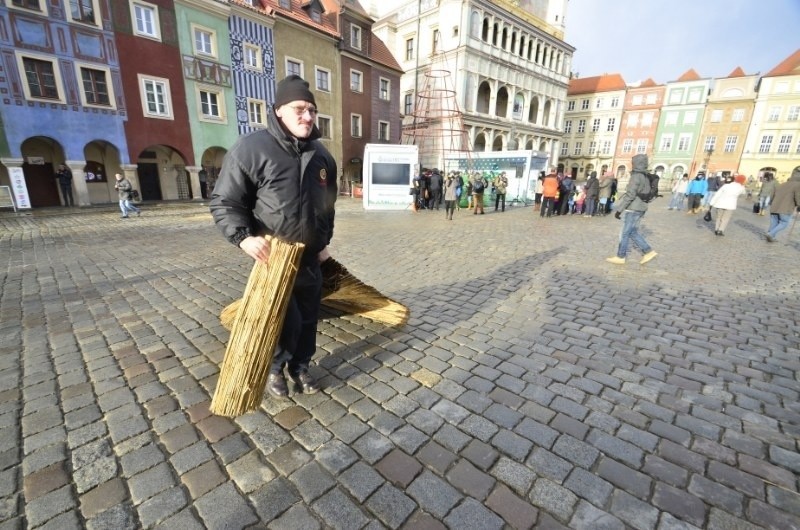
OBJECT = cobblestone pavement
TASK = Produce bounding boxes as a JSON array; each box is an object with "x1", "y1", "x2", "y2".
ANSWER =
[{"x1": 1, "y1": 197, "x2": 799, "y2": 530}]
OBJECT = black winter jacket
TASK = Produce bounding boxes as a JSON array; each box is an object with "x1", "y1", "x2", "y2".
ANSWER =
[{"x1": 210, "y1": 108, "x2": 338, "y2": 264}]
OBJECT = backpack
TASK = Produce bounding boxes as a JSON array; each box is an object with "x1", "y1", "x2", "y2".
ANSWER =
[
  {"x1": 636, "y1": 171, "x2": 660, "y2": 203},
  {"x1": 473, "y1": 179, "x2": 485, "y2": 193}
]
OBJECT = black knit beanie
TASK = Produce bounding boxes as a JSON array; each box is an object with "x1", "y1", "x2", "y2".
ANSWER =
[{"x1": 275, "y1": 75, "x2": 316, "y2": 108}]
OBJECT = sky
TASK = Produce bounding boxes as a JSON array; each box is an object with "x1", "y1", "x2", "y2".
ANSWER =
[{"x1": 564, "y1": 0, "x2": 800, "y2": 84}]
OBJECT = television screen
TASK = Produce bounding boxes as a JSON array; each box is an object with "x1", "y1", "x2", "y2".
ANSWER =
[{"x1": 371, "y1": 163, "x2": 410, "y2": 186}]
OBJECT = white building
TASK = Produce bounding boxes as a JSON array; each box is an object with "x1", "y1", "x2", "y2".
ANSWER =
[{"x1": 369, "y1": 0, "x2": 573, "y2": 169}]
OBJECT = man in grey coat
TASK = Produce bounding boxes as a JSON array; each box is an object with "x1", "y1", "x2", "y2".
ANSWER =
[
  {"x1": 606, "y1": 153, "x2": 658, "y2": 265},
  {"x1": 765, "y1": 166, "x2": 800, "y2": 242}
]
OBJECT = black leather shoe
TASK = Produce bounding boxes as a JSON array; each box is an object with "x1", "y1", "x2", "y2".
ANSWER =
[
  {"x1": 290, "y1": 372, "x2": 320, "y2": 394},
  {"x1": 267, "y1": 373, "x2": 288, "y2": 398}
]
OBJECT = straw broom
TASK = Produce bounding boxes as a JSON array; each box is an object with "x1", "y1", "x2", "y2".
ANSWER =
[
  {"x1": 210, "y1": 238, "x2": 305, "y2": 417},
  {"x1": 219, "y1": 256, "x2": 408, "y2": 330}
]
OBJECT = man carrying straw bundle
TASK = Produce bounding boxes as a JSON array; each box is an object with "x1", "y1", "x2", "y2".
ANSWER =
[{"x1": 210, "y1": 74, "x2": 338, "y2": 398}]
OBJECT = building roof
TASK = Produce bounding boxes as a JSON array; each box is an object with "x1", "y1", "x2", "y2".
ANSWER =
[
  {"x1": 230, "y1": 0, "x2": 275, "y2": 16},
  {"x1": 263, "y1": 0, "x2": 339, "y2": 38},
  {"x1": 370, "y1": 33, "x2": 402, "y2": 72},
  {"x1": 727, "y1": 66, "x2": 746, "y2": 78},
  {"x1": 639, "y1": 78, "x2": 659, "y2": 87},
  {"x1": 675, "y1": 68, "x2": 701, "y2": 82},
  {"x1": 765, "y1": 48, "x2": 800, "y2": 77},
  {"x1": 567, "y1": 73, "x2": 627, "y2": 95}
]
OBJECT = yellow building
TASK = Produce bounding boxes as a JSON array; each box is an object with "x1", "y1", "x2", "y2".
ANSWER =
[
  {"x1": 739, "y1": 49, "x2": 800, "y2": 182},
  {"x1": 693, "y1": 67, "x2": 757, "y2": 177}
]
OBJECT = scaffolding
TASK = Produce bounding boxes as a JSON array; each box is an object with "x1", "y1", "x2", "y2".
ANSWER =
[{"x1": 401, "y1": 58, "x2": 472, "y2": 174}]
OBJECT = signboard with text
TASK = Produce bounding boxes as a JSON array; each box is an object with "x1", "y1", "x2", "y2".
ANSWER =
[{"x1": 9, "y1": 167, "x2": 31, "y2": 209}]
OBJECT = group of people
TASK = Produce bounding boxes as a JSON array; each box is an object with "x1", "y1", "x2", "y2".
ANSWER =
[
  {"x1": 536, "y1": 169, "x2": 617, "y2": 218},
  {"x1": 55, "y1": 164, "x2": 141, "y2": 219},
  {"x1": 412, "y1": 169, "x2": 509, "y2": 218}
]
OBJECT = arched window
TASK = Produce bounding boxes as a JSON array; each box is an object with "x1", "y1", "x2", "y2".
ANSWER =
[
  {"x1": 474, "y1": 133, "x2": 486, "y2": 152},
  {"x1": 492, "y1": 23, "x2": 499, "y2": 45},
  {"x1": 476, "y1": 81, "x2": 491, "y2": 113},
  {"x1": 542, "y1": 100, "x2": 552, "y2": 126},
  {"x1": 471, "y1": 11, "x2": 481, "y2": 38},
  {"x1": 482, "y1": 18, "x2": 489, "y2": 41},
  {"x1": 511, "y1": 32, "x2": 517, "y2": 53},
  {"x1": 519, "y1": 36, "x2": 526, "y2": 57},
  {"x1": 529, "y1": 97, "x2": 539, "y2": 124},
  {"x1": 495, "y1": 86, "x2": 509, "y2": 117},
  {"x1": 492, "y1": 136, "x2": 503, "y2": 151},
  {"x1": 513, "y1": 93, "x2": 524, "y2": 120},
  {"x1": 501, "y1": 27, "x2": 508, "y2": 49}
]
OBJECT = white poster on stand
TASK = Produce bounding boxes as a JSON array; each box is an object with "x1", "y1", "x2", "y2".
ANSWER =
[
  {"x1": 362, "y1": 144, "x2": 419, "y2": 210},
  {"x1": 9, "y1": 167, "x2": 31, "y2": 209}
]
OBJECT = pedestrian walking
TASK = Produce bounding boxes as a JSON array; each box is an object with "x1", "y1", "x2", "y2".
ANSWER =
[
  {"x1": 114, "y1": 173, "x2": 140, "y2": 218},
  {"x1": 757, "y1": 172, "x2": 777, "y2": 216},
  {"x1": 606, "y1": 154, "x2": 657, "y2": 265},
  {"x1": 668, "y1": 174, "x2": 689, "y2": 210},
  {"x1": 540, "y1": 168, "x2": 558, "y2": 217},
  {"x1": 764, "y1": 166, "x2": 800, "y2": 243},
  {"x1": 708, "y1": 175, "x2": 746, "y2": 236},
  {"x1": 209, "y1": 74, "x2": 337, "y2": 398}
]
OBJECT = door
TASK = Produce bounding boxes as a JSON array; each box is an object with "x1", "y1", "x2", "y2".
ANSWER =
[
  {"x1": 137, "y1": 163, "x2": 162, "y2": 201},
  {"x1": 23, "y1": 162, "x2": 60, "y2": 207}
]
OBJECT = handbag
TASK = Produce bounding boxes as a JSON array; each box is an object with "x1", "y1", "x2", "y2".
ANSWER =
[
  {"x1": 703, "y1": 209, "x2": 712, "y2": 222},
  {"x1": 753, "y1": 203, "x2": 760, "y2": 214}
]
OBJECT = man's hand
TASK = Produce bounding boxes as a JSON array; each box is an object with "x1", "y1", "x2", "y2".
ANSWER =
[
  {"x1": 317, "y1": 246, "x2": 331, "y2": 263},
  {"x1": 614, "y1": 211, "x2": 622, "y2": 220},
  {"x1": 239, "y1": 236, "x2": 272, "y2": 263}
]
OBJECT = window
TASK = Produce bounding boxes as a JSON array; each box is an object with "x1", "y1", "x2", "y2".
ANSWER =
[
  {"x1": 577, "y1": 119, "x2": 585, "y2": 133},
  {"x1": 759, "y1": 135, "x2": 773, "y2": 153},
  {"x1": 350, "y1": 70, "x2": 363, "y2": 92},
  {"x1": 564, "y1": 120, "x2": 572, "y2": 133},
  {"x1": 69, "y1": 0, "x2": 97, "y2": 24},
  {"x1": 11, "y1": 0, "x2": 47, "y2": 14},
  {"x1": 316, "y1": 68, "x2": 330, "y2": 92},
  {"x1": 79, "y1": 66, "x2": 111, "y2": 106},
  {"x1": 567, "y1": 100, "x2": 575, "y2": 111},
  {"x1": 704, "y1": 136, "x2": 716, "y2": 152},
  {"x1": 660, "y1": 135, "x2": 673, "y2": 152},
  {"x1": 378, "y1": 121, "x2": 390, "y2": 141},
  {"x1": 622, "y1": 139, "x2": 633, "y2": 153},
  {"x1": 199, "y1": 87, "x2": 223, "y2": 120},
  {"x1": 379, "y1": 78, "x2": 390, "y2": 100},
  {"x1": 581, "y1": 99, "x2": 589, "y2": 110},
  {"x1": 595, "y1": 98, "x2": 603, "y2": 109},
  {"x1": 683, "y1": 110, "x2": 697, "y2": 125},
  {"x1": 405, "y1": 38, "x2": 414, "y2": 61},
  {"x1": 641, "y1": 112, "x2": 653, "y2": 127},
  {"x1": 602, "y1": 139, "x2": 612, "y2": 155},
  {"x1": 432, "y1": 29, "x2": 440, "y2": 53},
  {"x1": 317, "y1": 115, "x2": 331, "y2": 139},
  {"x1": 636, "y1": 139, "x2": 647, "y2": 154},
  {"x1": 677, "y1": 134, "x2": 691, "y2": 151},
  {"x1": 710, "y1": 109, "x2": 723, "y2": 123},
  {"x1": 243, "y1": 44, "x2": 262, "y2": 72},
  {"x1": 610, "y1": 96, "x2": 619, "y2": 108},
  {"x1": 591, "y1": 118, "x2": 600, "y2": 132},
  {"x1": 560, "y1": 142, "x2": 568, "y2": 156},
  {"x1": 404, "y1": 93, "x2": 413, "y2": 115},
  {"x1": 687, "y1": 88, "x2": 702, "y2": 103},
  {"x1": 631, "y1": 95, "x2": 643, "y2": 106},
  {"x1": 665, "y1": 112, "x2": 678, "y2": 125},
  {"x1": 351, "y1": 25, "x2": 362, "y2": 50},
  {"x1": 668, "y1": 89, "x2": 682, "y2": 104},
  {"x1": 732, "y1": 108, "x2": 744, "y2": 122},
  {"x1": 768, "y1": 106, "x2": 781, "y2": 121},
  {"x1": 248, "y1": 99, "x2": 265, "y2": 127},
  {"x1": 645, "y1": 93, "x2": 657, "y2": 105},
  {"x1": 131, "y1": 1, "x2": 160, "y2": 40},
  {"x1": 139, "y1": 75, "x2": 172, "y2": 119},
  {"x1": 627, "y1": 113, "x2": 639, "y2": 127},
  {"x1": 588, "y1": 141, "x2": 597, "y2": 155},
  {"x1": 788, "y1": 106, "x2": 800, "y2": 121},
  {"x1": 778, "y1": 135, "x2": 792, "y2": 153},
  {"x1": 22, "y1": 57, "x2": 59, "y2": 100},
  {"x1": 286, "y1": 58, "x2": 302, "y2": 78},
  {"x1": 573, "y1": 142, "x2": 582, "y2": 155},
  {"x1": 193, "y1": 26, "x2": 216, "y2": 58},
  {"x1": 279, "y1": 0, "x2": 289, "y2": 7},
  {"x1": 606, "y1": 118, "x2": 616, "y2": 132},
  {"x1": 724, "y1": 135, "x2": 737, "y2": 153},
  {"x1": 310, "y1": 8, "x2": 321, "y2": 23},
  {"x1": 351, "y1": 114, "x2": 362, "y2": 137}
]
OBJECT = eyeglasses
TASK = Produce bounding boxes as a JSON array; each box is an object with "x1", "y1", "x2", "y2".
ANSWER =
[{"x1": 286, "y1": 105, "x2": 318, "y2": 117}]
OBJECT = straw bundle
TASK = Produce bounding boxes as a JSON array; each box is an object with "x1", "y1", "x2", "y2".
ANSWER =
[
  {"x1": 219, "y1": 257, "x2": 408, "y2": 330},
  {"x1": 210, "y1": 239, "x2": 305, "y2": 417}
]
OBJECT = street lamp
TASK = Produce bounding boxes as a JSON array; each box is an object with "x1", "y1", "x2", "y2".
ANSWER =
[{"x1": 703, "y1": 147, "x2": 714, "y2": 172}]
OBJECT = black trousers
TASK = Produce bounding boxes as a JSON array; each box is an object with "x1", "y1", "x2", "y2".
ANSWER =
[
  {"x1": 540, "y1": 197, "x2": 555, "y2": 217},
  {"x1": 495, "y1": 193, "x2": 506, "y2": 211},
  {"x1": 270, "y1": 261, "x2": 323, "y2": 376}
]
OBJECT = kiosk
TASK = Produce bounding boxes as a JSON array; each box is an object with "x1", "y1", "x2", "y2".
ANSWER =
[
  {"x1": 444, "y1": 150, "x2": 549, "y2": 206},
  {"x1": 361, "y1": 144, "x2": 419, "y2": 210}
]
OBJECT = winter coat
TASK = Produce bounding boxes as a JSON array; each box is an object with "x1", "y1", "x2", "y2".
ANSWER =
[
  {"x1": 709, "y1": 182, "x2": 745, "y2": 210},
  {"x1": 672, "y1": 178, "x2": 689, "y2": 194},
  {"x1": 706, "y1": 176, "x2": 722, "y2": 192},
  {"x1": 759, "y1": 179, "x2": 777, "y2": 200},
  {"x1": 769, "y1": 170, "x2": 800, "y2": 215},
  {"x1": 598, "y1": 176, "x2": 613, "y2": 199},
  {"x1": 494, "y1": 175, "x2": 508, "y2": 194},
  {"x1": 686, "y1": 178, "x2": 707, "y2": 197},
  {"x1": 444, "y1": 176, "x2": 459, "y2": 201},
  {"x1": 116, "y1": 178, "x2": 133, "y2": 200},
  {"x1": 585, "y1": 176, "x2": 600, "y2": 198},
  {"x1": 429, "y1": 171, "x2": 443, "y2": 191},
  {"x1": 542, "y1": 174, "x2": 559, "y2": 198},
  {"x1": 615, "y1": 153, "x2": 650, "y2": 212},
  {"x1": 210, "y1": 106, "x2": 338, "y2": 263}
]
